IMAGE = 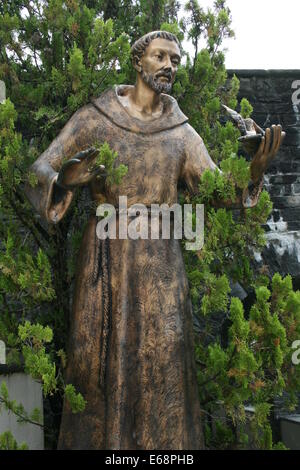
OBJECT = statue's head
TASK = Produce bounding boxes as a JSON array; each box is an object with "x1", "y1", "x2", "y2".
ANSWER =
[{"x1": 131, "y1": 31, "x2": 181, "y2": 94}]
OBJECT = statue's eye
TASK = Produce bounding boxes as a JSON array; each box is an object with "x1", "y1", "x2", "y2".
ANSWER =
[{"x1": 155, "y1": 54, "x2": 163, "y2": 60}]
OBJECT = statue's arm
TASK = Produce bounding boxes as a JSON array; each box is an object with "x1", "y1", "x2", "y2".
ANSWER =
[
  {"x1": 181, "y1": 125, "x2": 263, "y2": 209},
  {"x1": 25, "y1": 103, "x2": 98, "y2": 224}
]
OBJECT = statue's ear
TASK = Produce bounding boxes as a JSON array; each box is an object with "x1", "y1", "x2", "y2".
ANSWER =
[{"x1": 132, "y1": 55, "x2": 142, "y2": 73}]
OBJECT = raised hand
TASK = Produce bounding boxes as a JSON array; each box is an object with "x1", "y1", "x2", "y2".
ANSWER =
[
  {"x1": 56, "y1": 147, "x2": 105, "y2": 189},
  {"x1": 222, "y1": 104, "x2": 285, "y2": 184},
  {"x1": 245, "y1": 124, "x2": 285, "y2": 184}
]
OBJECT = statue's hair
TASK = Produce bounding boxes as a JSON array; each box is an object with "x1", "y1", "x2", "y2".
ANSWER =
[{"x1": 131, "y1": 31, "x2": 180, "y2": 62}]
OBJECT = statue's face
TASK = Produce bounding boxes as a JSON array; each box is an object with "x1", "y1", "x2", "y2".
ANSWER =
[{"x1": 138, "y1": 38, "x2": 181, "y2": 94}]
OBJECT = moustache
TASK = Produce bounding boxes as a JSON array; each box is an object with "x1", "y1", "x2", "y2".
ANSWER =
[{"x1": 155, "y1": 72, "x2": 172, "y2": 81}]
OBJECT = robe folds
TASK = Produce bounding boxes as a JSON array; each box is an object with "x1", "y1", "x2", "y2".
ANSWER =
[{"x1": 25, "y1": 85, "x2": 262, "y2": 450}]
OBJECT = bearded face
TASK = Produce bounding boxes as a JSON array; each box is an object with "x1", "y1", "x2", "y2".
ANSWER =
[
  {"x1": 141, "y1": 69, "x2": 173, "y2": 94},
  {"x1": 135, "y1": 37, "x2": 180, "y2": 95}
]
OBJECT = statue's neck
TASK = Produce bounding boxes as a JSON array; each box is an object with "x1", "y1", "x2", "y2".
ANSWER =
[{"x1": 117, "y1": 79, "x2": 164, "y2": 122}]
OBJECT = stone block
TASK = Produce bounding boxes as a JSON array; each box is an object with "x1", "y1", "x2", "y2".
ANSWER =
[
  {"x1": 0, "y1": 341, "x2": 5, "y2": 365},
  {"x1": 293, "y1": 183, "x2": 300, "y2": 194},
  {"x1": 0, "y1": 372, "x2": 44, "y2": 450},
  {"x1": 269, "y1": 174, "x2": 297, "y2": 185},
  {"x1": 280, "y1": 416, "x2": 300, "y2": 450}
]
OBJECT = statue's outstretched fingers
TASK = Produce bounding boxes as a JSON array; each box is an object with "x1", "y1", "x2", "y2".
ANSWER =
[
  {"x1": 253, "y1": 135, "x2": 265, "y2": 160},
  {"x1": 56, "y1": 158, "x2": 82, "y2": 188},
  {"x1": 269, "y1": 125, "x2": 279, "y2": 157},
  {"x1": 76, "y1": 149, "x2": 91, "y2": 159},
  {"x1": 76, "y1": 147, "x2": 98, "y2": 162},
  {"x1": 272, "y1": 125, "x2": 283, "y2": 156},
  {"x1": 264, "y1": 127, "x2": 272, "y2": 156},
  {"x1": 85, "y1": 148, "x2": 99, "y2": 162},
  {"x1": 61, "y1": 158, "x2": 81, "y2": 168},
  {"x1": 88, "y1": 164, "x2": 105, "y2": 174}
]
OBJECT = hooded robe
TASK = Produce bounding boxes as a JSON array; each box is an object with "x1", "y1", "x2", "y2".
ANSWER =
[{"x1": 25, "y1": 85, "x2": 262, "y2": 450}]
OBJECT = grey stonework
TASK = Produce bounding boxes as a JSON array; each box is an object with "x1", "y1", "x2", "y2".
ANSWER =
[
  {"x1": 228, "y1": 70, "x2": 300, "y2": 281},
  {"x1": 0, "y1": 372, "x2": 44, "y2": 449}
]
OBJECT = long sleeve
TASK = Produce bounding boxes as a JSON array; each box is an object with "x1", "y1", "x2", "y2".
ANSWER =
[
  {"x1": 181, "y1": 124, "x2": 263, "y2": 209},
  {"x1": 25, "y1": 103, "x2": 98, "y2": 224},
  {"x1": 181, "y1": 125, "x2": 218, "y2": 193}
]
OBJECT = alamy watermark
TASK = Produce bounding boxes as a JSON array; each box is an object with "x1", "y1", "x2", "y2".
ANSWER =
[
  {"x1": 96, "y1": 196, "x2": 204, "y2": 251},
  {"x1": 292, "y1": 80, "x2": 300, "y2": 105},
  {"x1": 292, "y1": 340, "x2": 300, "y2": 365},
  {"x1": 0, "y1": 80, "x2": 6, "y2": 104},
  {"x1": 0, "y1": 340, "x2": 6, "y2": 365},
  {"x1": 291, "y1": 82, "x2": 300, "y2": 366}
]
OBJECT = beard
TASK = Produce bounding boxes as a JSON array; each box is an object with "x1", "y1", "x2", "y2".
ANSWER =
[{"x1": 141, "y1": 70, "x2": 173, "y2": 94}]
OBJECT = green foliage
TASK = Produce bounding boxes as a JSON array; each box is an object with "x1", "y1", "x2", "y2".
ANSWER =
[
  {"x1": 18, "y1": 322, "x2": 56, "y2": 395},
  {"x1": 18, "y1": 321, "x2": 53, "y2": 345},
  {"x1": 220, "y1": 155, "x2": 250, "y2": 189},
  {"x1": 17, "y1": 320, "x2": 86, "y2": 404},
  {"x1": 240, "y1": 98, "x2": 253, "y2": 119},
  {"x1": 179, "y1": 0, "x2": 299, "y2": 450},
  {"x1": 0, "y1": 381, "x2": 43, "y2": 429},
  {"x1": 0, "y1": 431, "x2": 28, "y2": 450},
  {"x1": 200, "y1": 274, "x2": 230, "y2": 317},
  {"x1": 0, "y1": 320, "x2": 86, "y2": 442},
  {"x1": 0, "y1": 1, "x2": 132, "y2": 448},
  {"x1": 94, "y1": 142, "x2": 128, "y2": 186},
  {"x1": 160, "y1": 21, "x2": 184, "y2": 43},
  {"x1": 196, "y1": 275, "x2": 300, "y2": 449},
  {"x1": 0, "y1": 0, "x2": 298, "y2": 451},
  {"x1": 64, "y1": 384, "x2": 87, "y2": 413},
  {"x1": 0, "y1": 230, "x2": 56, "y2": 303}
]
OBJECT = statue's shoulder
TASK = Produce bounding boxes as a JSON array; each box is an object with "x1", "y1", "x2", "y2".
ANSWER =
[
  {"x1": 90, "y1": 86, "x2": 118, "y2": 113},
  {"x1": 64, "y1": 88, "x2": 116, "y2": 127},
  {"x1": 88, "y1": 85, "x2": 189, "y2": 134}
]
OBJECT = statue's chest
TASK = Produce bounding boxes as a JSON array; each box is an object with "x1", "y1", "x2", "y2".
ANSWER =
[
  {"x1": 93, "y1": 122, "x2": 186, "y2": 201},
  {"x1": 112, "y1": 131, "x2": 185, "y2": 179}
]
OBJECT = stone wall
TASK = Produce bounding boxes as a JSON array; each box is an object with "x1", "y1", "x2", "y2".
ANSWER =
[
  {"x1": 0, "y1": 372, "x2": 44, "y2": 450},
  {"x1": 228, "y1": 70, "x2": 300, "y2": 282}
]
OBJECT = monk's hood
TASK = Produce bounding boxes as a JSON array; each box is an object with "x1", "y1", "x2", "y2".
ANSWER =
[{"x1": 91, "y1": 85, "x2": 188, "y2": 135}]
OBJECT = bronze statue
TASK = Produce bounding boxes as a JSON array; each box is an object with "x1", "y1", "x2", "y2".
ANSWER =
[{"x1": 25, "y1": 31, "x2": 285, "y2": 450}]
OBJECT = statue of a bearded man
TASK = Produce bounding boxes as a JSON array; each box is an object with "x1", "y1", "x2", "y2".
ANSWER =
[{"x1": 25, "y1": 31, "x2": 285, "y2": 450}]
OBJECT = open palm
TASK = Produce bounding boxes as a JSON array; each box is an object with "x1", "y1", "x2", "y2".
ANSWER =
[
  {"x1": 56, "y1": 147, "x2": 105, "y2": 189},
  {"x1": 223, "y1": 104, "x2": 286, "y2": 184}
]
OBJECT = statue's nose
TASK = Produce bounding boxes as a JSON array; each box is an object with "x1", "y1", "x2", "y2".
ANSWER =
[
  {"x1": 163, "y1": 63, "x2": 172, "y2": 74},
  {"x1": 163, "y1": 55, "x2": 172, "y2": 71}
]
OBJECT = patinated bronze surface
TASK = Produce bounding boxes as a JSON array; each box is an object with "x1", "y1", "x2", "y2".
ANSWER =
[{"x1": 25, "y1": 31, "x2": 285, "y2": 450}]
